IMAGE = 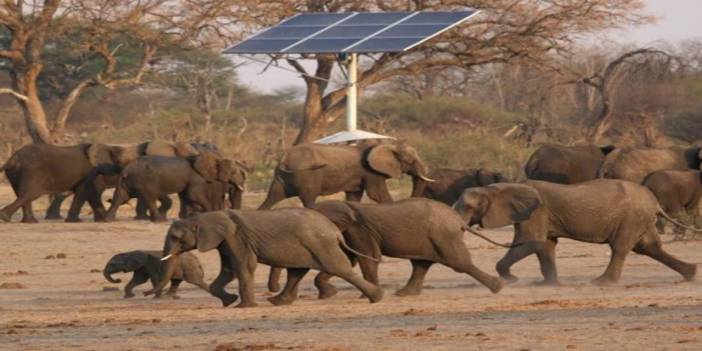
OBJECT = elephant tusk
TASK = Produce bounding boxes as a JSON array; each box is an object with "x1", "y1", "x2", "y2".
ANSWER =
[
  {"x1": 418, "y1": 175, "x2": 436, "y2": 182},
  {"x1": 161, "y1": 253, "x2": 179, "y2": 261},
  {"x1": 236, "y1": 184, "x2": 245, "y2": 191}
]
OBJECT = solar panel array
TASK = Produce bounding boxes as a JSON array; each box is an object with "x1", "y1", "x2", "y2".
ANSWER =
[{"x1": 224, "y1": 11, "x2": 477, "y2": 54}]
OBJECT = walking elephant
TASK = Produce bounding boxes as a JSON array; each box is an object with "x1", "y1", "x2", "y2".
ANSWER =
[
  {"x1": 305, "y1": 199, "x2": 503, "y2": 299},
  {"x1": 525, "y1": 143, "x2": 616, "y2": 184},
  {"x1": 258, "y1": 142, "x2": 434, "y2": 210},
  {"x1": 105, "y1": 153, "x2": 245, "y2": 222},
  {"x1": 103, "y1": 250, "x2": 209, "y2": 298},
  {"x1": 599, "y1": 145, "x2": 702, "y2": 183},
  {"x1": 453, "y1": 180, "x2": 697, "y2": 285},
  {"x1": 417, "y1": 168, "x2": 506, "y2": 205},
  {"x1": 145, "y1": 209, "x2": 384, "y2": 307},
  {"x1": 0, "y1": 143, "x2": 116, "y2": 223},
  {"x1": 643, "y1": 170, "x2": 702, "y2": 237}
]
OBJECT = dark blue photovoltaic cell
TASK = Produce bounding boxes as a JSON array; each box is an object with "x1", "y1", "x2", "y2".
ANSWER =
[
  {"x1": 223, "y1": 39, "x2": 299, "y2": 53},
  {"x1": 346, "y1": 37, "x2": 424, "y2": 53},
  {"x1": 375, "y1": 24, "x2": 450, "y2": 38},
  {"x1": 341, "y1": 12, "x2": 411, "y2": 25},
  {"x1": 315, "y1": 25, "x2": 386, "y2": 38},
  {"x1": 402, "y1": 11, "x2": 472, "y2": 25},
  {"x1": 280, "y1": 13, "x2": 353, "y2": 26},
  {"x1": 285, "y1": 38, "x2": 360, "y2": 53},
  {"x1": 257, "y1": 26, "x2": 326, "y2": 39}
]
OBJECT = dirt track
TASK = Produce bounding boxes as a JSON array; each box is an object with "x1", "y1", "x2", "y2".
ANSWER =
[{"x1": 1, "y1": 186, "x2": 702, "y2": 350}]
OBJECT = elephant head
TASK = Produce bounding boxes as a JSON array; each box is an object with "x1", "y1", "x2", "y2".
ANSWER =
[
  {"x1": 366, "y1": 143, "x2": 434, "y2": 196},
  {"x1": 453, "y1": 183, "x2": 542, "y2": 229},
  {"x1": 153, "y1": 211, "x2": 236, "y2": 294},
  {"x1": 476, "y1": 169, "x2": 507, "y2": 186},
  {"x1": 86, "y1": 144, "x2": 119, "y2": 171},
  {"x1": 103, "y1": 251, "x2": 150, "y2": 283},
  {"x1": 217, "y1": 159, "x2": 247, "y2": 191}
]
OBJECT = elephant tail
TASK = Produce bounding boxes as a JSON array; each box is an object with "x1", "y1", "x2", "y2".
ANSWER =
[
  {"x1": 337, "y1": 237, "x2": 381, "y2": 262},
  {"x1": 658, "y1": 208, "x2": 702, "y2": 233},
  {"x1": 463, "y1": 227, "x2": 521, "y2": 248}
]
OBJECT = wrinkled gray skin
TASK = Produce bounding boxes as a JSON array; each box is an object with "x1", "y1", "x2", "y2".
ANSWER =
[
  {"x1": 525, "y1": 144, "x2": 616, "y2": 184},
  {"x1": 258, "y1": 142, "x2": 433, "y2": 209},
  {"x1": 453, "y1": 180, "x2": 697, "y2": 285},
  {"x1": 643, "y1": 170, "x2": 702, "y2": 236},
  {"x1": 416, "y1": 168, "x2": 506, "y2": 205},
  {"x1": 260, "y1": 142, "x2": 432, "y2": 292},
  {"x1": 105, "y1": 153, "x2": 244, "y2": 222},
  {"x1": 147, "y1": 210, "x2": 383, "y2": 308},
  {"x1": 0, "y1": 143, "x2": 115, "y2": 223},
  {"x1": 309, "y1": 199, "x2": 504, "y2": 299},
  {"x1": 104, "y1": 250, "x2": 209, "y2": 298},
  {"x1": 599, "y1": 146, "x2": 702, "y2": 183}
]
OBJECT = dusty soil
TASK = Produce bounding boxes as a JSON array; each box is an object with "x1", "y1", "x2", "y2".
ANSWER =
[{"x1": 1, "y1": 185, "x2": 702, "y2": 350}]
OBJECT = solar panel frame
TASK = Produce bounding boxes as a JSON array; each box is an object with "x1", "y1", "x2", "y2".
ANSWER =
[{"x1": 223, "y1": 10, "x2": 478, "y2": 54}]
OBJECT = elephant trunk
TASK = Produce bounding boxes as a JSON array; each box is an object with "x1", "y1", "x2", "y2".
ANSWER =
[
  {"x1": 228, "y1": 185, "x2": 243, "y2": 209},
  {"x1": 103, "y1": 267, "x2": 121, "y2": 283},
  {"x1": 145, "y1": 242, "x2": 180, "y2": 296},
  {"x1": 410, "y1": 162, "x2": 434, "y2": 197}
]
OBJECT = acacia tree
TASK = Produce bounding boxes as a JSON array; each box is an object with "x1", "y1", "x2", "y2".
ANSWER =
[
  {"x1": 0, "y1": 0, "x2": 236, "y2": 144},
  {"x1": 232, "y1": 0, "x2": 651, "y2": 144}
]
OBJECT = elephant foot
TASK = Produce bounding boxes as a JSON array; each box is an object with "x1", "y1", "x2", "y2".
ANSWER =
[
  {"x1": 45, "y1": 213, "x2": 63, "y2": 220},
  {"x1": 681, "y1": 264, "x2": 697, "y2": 281},
  {"x1": 65, "y1": 217, "x2": 82, "y2": 223},
  {"x1": 591, "y1": 276, "x2": 618, "y2": 286},
  {"x1": 133, "y1": 215, "x2": 150, "y2": 221},
  {"x1": 531, "y1": 279, "x2": 560, "y2": 287},
  {"x1": 394, "y1": 287, "x2": 422, "y2": 297},
  {"x1": 219, "y1": 293, "x2": 239, "y2": 307},
  {"x1": 151, "y1": 217, "x2": 168, "y2": 223},
  {"x1": 367, "y1": 287, "x2": 384, "y2": 303},
  {"x1": 267, "y1": 294, "x2": 296, "y2": 306},
  {"x1": 0, "y1": 212, "x2": 10, "y2": 222},
  {"x1": 103, "y1": 216, "x2": 117, "y2": 223},
  {"x1": 235, "y1": 300, "x2": 258, "y2": 308},
  {"x1": 21, "y1": 217, "x2": 39, "y2": 224},
  {"x1": 499, "y1": 273, "x2": 519, "y2": 284},
  {"x1": 171, "y1": 295, "x2": 180, "y2": 300},
  {"x1": 124, "y1": 293, "x2": 135, "y2": 299},
  {"x1": 268, "y1": 281, "x2": 281, "y2": 293},
  {"x1": 316, "y1": 285, "x2": 338, "y2": 300},
  {"x1": 487, "y1": 277, "x2": 504, "y2": 294}
]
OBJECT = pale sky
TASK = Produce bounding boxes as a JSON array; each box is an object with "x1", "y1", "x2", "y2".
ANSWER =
[{"x1": 232, "y1": 0, "x2": 700, "y2": 93}]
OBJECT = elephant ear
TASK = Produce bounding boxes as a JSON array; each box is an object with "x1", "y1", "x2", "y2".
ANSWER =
[
  {"x1": 174, "y1": 142, "x2": 200, "y2": 157},
  {"x1": 87, "y1": 144, "x2": 115, "y2": 167},
  {"x1": 123, "y1": 251, "x2": 149, "y2": 271},
  {"x1": 367, "y1": 144, "x2": 402, "y2": 178},
  {"x1": 193, "y1": 152, "x2": 219, "y2": 182},
  {"x1": 599, "y1": 144, "x2": 616, "y2": 156},
  {"x1": 482, "y1": 184, "x2": 541, "y2": 229},
  {"x1": 476, "y1": 169, "x2": 497, "y2": 186},
  {"x1": 194, "y1": 211, "x2": 235, "y2": 252},
  {"x1": 145, "y1": 141, "x2": 177, "y2": 157}
]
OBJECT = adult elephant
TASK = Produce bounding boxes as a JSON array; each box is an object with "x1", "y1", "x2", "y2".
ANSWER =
[
  {"x1": 145, "y1": 210, "x2": 383, "y2": 307},
  {"x1": 50, "y1": 140, "x2": 206, "y2": 221},
  {"x1": 453, "y1": 180, "x2": 697, "y2": 285},
  {"x1": 643, "y1": 170, "x2": 702, "y2": 237},
  {"x1": 416, "y1": 168, "x2": 506, "y2": 205},
  {"x1": 599, "y1": 145, "x2": 702, "y2": 183},
  {"x1": 258, "y1": 142, "x2": 434, "y2": 210},
  {"x1": 0, "y1": 143, "x2": 115, "y2": 223},
  {"x1": 307, "y1": 199, "x2": 503, "y2": 298},
  {"x1": 524, "y1": 143, "x2": 616, "y2": 184}
]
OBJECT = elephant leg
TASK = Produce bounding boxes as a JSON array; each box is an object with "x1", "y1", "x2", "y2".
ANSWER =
[
  {"x1": 442, "y1": 244, "x2": 503, "y2": 294},
  {"x1": 535, "y1": 238, "x2": 559, "y2": 285},
  {"x1": 158, "y1": 195, "x2": 172, "y2": 216},
  {"x1": 496, "y1": 242, "x2": 539, "y2": 283},
  {"x1": 234, "y1": 254, "x2": 258, "y2": 308},
  {"x1": 21, "y1": 202, "x2": 38, "y2": 224},
  {"x1": 365, "y1": 180, "x2": 393, "y2": 203},
  {"x1": 210, "y1": 261, "x2": 239, "y2": 307},
  {"x1": 655, "y1": 217, "x2": 666, "y2": 234},
  {"x1": 165, "y1": 279, "x2": 182, "y2": 298},
  {"x1": 1, "y1": 187, "x2": 44, "y2": 223},
  {"x1": 268, "y1": 268, "x2": 310, "y2": 306},
  {"x1": 45, "y1": 193, "x2": 67, "y2": 220},
  {"x1": 298, "y1": 191, "x2": 319, "y2": 209},
  {"x1": 328, "y1": 267, "x2": 383, "y2": 303},
  {"x1": 592, "y1": 246, "x2": 629, "y2": 286},
  {"x1": 124, "y1": 272, "x2": 149, "y2": 298},
  {"x1": 633, "y1": 230, "x2": 697, "y2": 281},
  {"x1": 313, "y1": 271, "x2": 338, "y2": 299},
  {"x1": 267, "y1": 267, "x2": 284, "y2": 293},
  {"x1": 395, "y1": 260, "x2": 433, "y2": 296},
  {"x1": 258, "y1": 177, "x2": 287, "y2": 210},
  {"x1": 143, "y1": 194, "x2": 166, "y2": 223},
  {"x1": 105, "y1": 185, "x2": 130, "y2": 221},
  {"x1": 345, "y1": 191, "x2": 364, "y2": 202},
  {"x1": 134, "y1": 199, "x2": 150, "y2": 220}
]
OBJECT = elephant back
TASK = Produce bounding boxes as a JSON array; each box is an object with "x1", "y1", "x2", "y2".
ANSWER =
[
  {"x1": 280, "y1": 144, "x2": 359, "y2": 172},
  {"x1": 600, "y1": 147, "x2": 689, "y2": 183}
]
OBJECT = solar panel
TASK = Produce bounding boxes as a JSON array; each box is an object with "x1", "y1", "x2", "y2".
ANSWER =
[{"x1": 224, "y1": 10, "x2": 477, "y2": 54}]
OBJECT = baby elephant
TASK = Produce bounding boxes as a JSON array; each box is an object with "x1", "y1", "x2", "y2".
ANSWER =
[
  {"x1": 643, "y1": 170, "x2": 702, "y2": 237},
  {"x1": 103, "y1": 250, "x2": 209, "y2": 298}
]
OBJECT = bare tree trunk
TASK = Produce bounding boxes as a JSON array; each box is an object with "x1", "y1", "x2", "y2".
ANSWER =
[
  {"x1": 52, "y1": 80, "x2": 93, "y2": 139},
  {"x1": 13, "y1": 68, "x2": 53, "y2": 144},
  {"x1": 294, "y1": 79, "x2": 327, "y2": 145}
]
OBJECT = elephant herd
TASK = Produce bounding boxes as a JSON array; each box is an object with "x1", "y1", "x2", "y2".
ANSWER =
[{"x1": 0, "y1": 139, "x2": 699, "y2": 308}]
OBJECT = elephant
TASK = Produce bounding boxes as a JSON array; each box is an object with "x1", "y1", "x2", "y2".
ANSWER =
[
  {"x1": 104, "y1": 153, "x2": 245, "y2": 222},
  {"x1": 524, "y1": 143, "x2": 616, "y2": 184},
  {"x1": 258, "y1": 142, "x2": 434, "y2": 210},
  {"x1": 304, "y1": 199, "x2": 504, "y2": 299},
  {"x1": 416, "y1": 168, "x2": 506, "y2": 205},
  {"x1": 643, "y1": 170, "x2": 702, "y2": 237},
  {"x1": 103, "y1": 250, "x2": 209, "y2": 298},
  {"x1": 145, "y1": 210, "x2": 384, "y2": 308},
  {"x1": 599, "y1": 145, "x2": 702, "y2": 183},
  {"x1": 453, "y1": 179, "x2": 697, "y2": 285},
  {"x1": 0, "y1": 143, "x2": 115, "y2": 223}
]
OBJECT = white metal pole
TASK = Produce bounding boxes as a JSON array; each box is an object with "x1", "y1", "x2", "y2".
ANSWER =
[{"x1": 346, "y1": 53, "x2": 358, "y2": 131}]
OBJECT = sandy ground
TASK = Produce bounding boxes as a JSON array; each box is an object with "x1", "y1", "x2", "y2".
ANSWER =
[{"x1": 1, "y1": 185, "x2": 702, "y2": 351}]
